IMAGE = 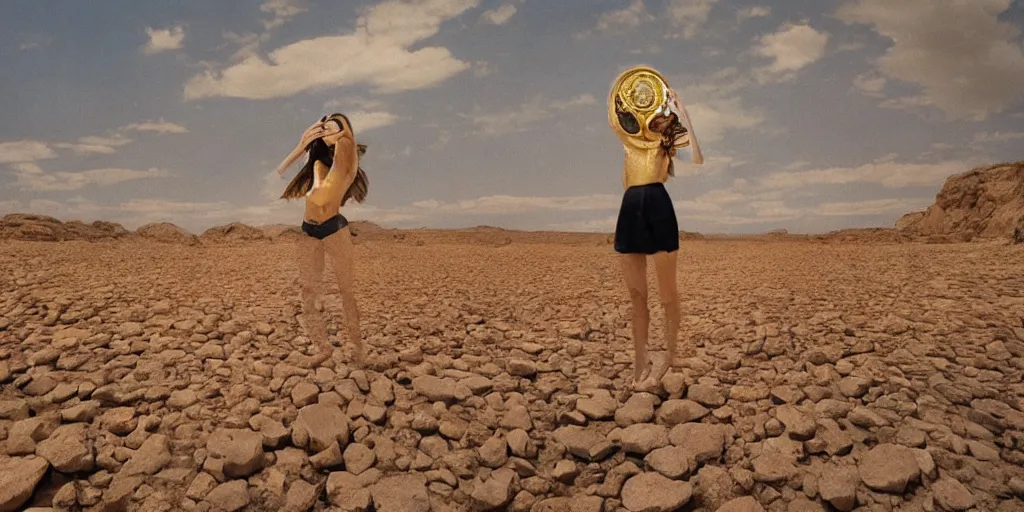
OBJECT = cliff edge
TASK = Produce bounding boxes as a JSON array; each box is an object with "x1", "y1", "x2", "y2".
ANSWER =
[{"x1": 896, "y1": 161, "x2": 1024, "y2": 242}]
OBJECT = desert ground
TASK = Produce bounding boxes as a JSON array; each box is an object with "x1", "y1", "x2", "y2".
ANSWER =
[{"x1": 2, "y1": 230, "x2": 1024, "y2": 512}]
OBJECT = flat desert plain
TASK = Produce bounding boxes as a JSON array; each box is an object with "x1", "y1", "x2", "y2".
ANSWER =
[{"x1": 2, "y1": 236, "x2": 1024, "y2": 512}]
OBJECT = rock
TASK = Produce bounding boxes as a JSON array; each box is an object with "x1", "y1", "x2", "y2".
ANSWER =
[
  {"x1": 656, "y1": 400, "x2": 709, "y2": 425},
  {"x1": 818, "y1": 464, "x2": 858, "y2": 511},
  {"x1": 206, "y1": 429, "x2": 265, "y2": 478},
  {"x1": 895, "y1": 161, "x2": 1024, "y2": 240},
  {"x1": 412, "y1": 376, "x2": 471, "y2": 403},
  {"x1": 186, "y1": 472, "x2": 218, "y2": 501},
  {"x1": 553, "y1": 426, "x2": 615, "y2": 462},
  {"x1": 717, "y1": 496, "x2": 765, "y2": 511},
  {"x1": 291, "y1": 381, "x2": 320, "y2": 407},
  {"x1": 249, "y1": 415, "x2": 290, "y2": 449},
  {"x1": 119, "y1": 433, "x2": 172, "y2": 476},
  {"x1": 532, "y1": 496, "x2": 605, "y2": 512},
  {"x1": 577, "y1": 390, "x2": 618, "y2": 420},
  {"x1": 370, "y1": 473, "x2": 429, "y2": 512},
  {"x1": 292, "y1": 403, "x2": 350, "y2": 453},
  {"x1": 752, "y1": 452, "x2": 796, "y2": 484},
  {"x1": 167, "y1": 389, "x2": 199, "y2": 409},
  {"x1": 343, "y1": 443, "x2": 376, "y2": 475},
  {"x1": 858, "y1": 443, "x2": 921, "y2": 493},
  {"x1": 621, "y1": 472, "x2": 693, "y2": 511},
  {"x1": 552, "y1": 460, "x2": 579, "y2": 483},
  {"x1": 35, "y1": 423, "x2": 95, "y2": 473},
  {"x1": 847, "y1": 406, "x2": 887, "y2": 428},
  {"x1": 644, "y1": 446, "x2": 691, "y2": 479},
  {"x1": 0, "y1": 455, "x2": 49, "y2": 512},
  {"x1": 284, "y1": 479, "x2": 319, "y2": 512},
  {"x1": 932, "y1": 476, "x2": 976, "y2": 511},
  {"x1": 615, "y1": 393, "x2": 657, "y2": 426},
  {"x1": 775, "y1": 405, "x2": 816, "y2": 440},
  {"x1": 620, "y1": 424, "x2": 669, "y2": 455},
  {"x1": 471, "y1": 467, "x2": 515, "y2": 510},
  {"x1": 507, "y1": 359, "x2": 537, "y2": 378},
  {"x1": 687, "y1": 384, "x2": 726, "y2": 407},
  {"x1": 669, "y1": 423, "x2": 725, "y2": 465},
  {"x1": 203, "y1": 480, "x2": 250, "y2": 511}
]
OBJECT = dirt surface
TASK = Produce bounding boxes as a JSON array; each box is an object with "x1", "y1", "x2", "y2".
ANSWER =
[{"x1": 2, "y1": 238, "x2": 1024, "y2": 511}]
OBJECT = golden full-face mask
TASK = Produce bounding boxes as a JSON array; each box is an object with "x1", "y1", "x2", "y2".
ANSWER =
[
  {"x1": 610, "y1": 66, "x2": 671, "y2": 141},
  {"x1": 609, "y1": 65, "x2": 703, "y2": 165}
]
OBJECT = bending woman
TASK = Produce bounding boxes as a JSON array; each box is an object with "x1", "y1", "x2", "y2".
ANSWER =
[
  {"x1": 608, "y1": 66, "x2": 703, "y2": 389},
  {"x1": 275, "y1": 113, "x2": 369, "y2": 368}
]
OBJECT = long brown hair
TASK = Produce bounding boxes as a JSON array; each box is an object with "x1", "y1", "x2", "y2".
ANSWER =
[
  {"x1": 280, "y1": 113, "x2": 369, "y2": 205},
  {"x1": 660, "y1": 116, "x2": 690, "y2": 178}
]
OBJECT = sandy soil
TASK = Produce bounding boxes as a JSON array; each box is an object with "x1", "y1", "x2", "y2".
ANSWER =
[{"x1": 2, "y1": 238, "x2": 1024, "y2": 511}]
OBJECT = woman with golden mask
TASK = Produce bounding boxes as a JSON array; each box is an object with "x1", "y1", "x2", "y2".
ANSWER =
[
  {"x1": 275, "y1": 113, "x2": 369, "y2": 368},
  {"x1": 608, "y1": 66, "x2": 704, "y2": 389}
]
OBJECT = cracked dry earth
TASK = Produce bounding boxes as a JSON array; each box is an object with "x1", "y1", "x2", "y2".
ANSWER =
[{"x1": 1, "y1": 238, "x2": 1024, "y2": 512}]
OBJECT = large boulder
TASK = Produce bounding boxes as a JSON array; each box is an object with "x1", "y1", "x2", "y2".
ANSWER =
[
  {"x1": 201, "y1": 222, "x2": 268, "y2": 243},
  {"x1": 896, "y1": 161, "x2": 1024, "y2": 240},
  {"x1": 134, "y1": 222, "x2": 200, "y2": 245},
  {"x1": 0, "y1": 213, "x2": 129, "y2": 241}
]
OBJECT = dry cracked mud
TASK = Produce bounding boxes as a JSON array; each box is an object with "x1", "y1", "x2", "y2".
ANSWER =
[{"x1": 1, "y1": 237, "x2": 1024, "y2": 512}]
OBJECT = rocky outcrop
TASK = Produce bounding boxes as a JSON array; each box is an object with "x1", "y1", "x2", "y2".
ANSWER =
[
  {"x1": 134, "y1": 222, "x2": 200, "y2": 245},
  {"x1": 200, "y1": 222, "x2": 268, "y2": 243},
  {"x1": 0, "y1": 214, "x2": 129, "y2": 242},
  {"x1": 896, "y1": 161, "x2": 1024, "y2": 240}
]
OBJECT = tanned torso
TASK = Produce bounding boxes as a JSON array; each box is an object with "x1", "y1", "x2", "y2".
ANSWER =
[
  {"x1": 614, "y1": 129, "x2": 674, "y2": 190},
  {"x1": 303, "y1": 142, "x2": 358, "y2": 223}
]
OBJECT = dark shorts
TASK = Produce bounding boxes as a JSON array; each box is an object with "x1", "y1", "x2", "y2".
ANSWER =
[
  {"x1": 301, "y1": 213, "x2": 348, "y2": 240},
  {"x1": 614, "y1": 182, "x2": 679, "y2": 254}
]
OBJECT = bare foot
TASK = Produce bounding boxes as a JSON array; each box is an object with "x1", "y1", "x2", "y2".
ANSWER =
[
  {"x1": 630, "y1": 358, "x2": 653, "y2": 391},
  {"x1": 351, "y1": 343, "x2": 365, "y2": 367},
  {"x1": 635, "y1": 359, "x2": 669, "y2": 390}
]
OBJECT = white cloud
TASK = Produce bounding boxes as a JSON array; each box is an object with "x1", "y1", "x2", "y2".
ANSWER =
[
  {"x1": 473, "y1": 60, "x2": 495, "y2": 77},
  {"x1": 122, "y1": 119, "x2": 189, "y2": 134},
  {"x1": 7, "y1": 163, "x2": 169, "y2": 192},
  {"x1": 737, "y1": 6, "x2": 770, "y2": 21},
  {"x1": 142, "y1": 26, "x2": 185, "y2": 55},
  {"x1": 666, "y1": 0, "x2": 720, "y2": 40},
  {"x1": 684, "y1": 98, "x2": 765, "y2": 143},
  {"x1": 813, "y1": 197, "x2": 934, "y2": 217},
  {"x1": 665, "y1": 67, "x2": 768, "y2": 143},
  {"x1": 835, "y1": 0, "x2": 1024, "y2": 121},
  {"x1": 752, "y1": 23, "x2": 830, "y2": 83},
  {"x1": 585, "y1": 0, "x2": 653, "y2": 36},
  {"x1": 0, "y1": 140, "x2": 57, "y2": 164},
  {"x1": 53, "y1": 135, "x2": 134, "y2": 155},
  {"x1": 972, "y1": 131, "x2": 1024, "y2": 144},
  {"x1": 758, "y1": 157, "x2": 969, "y2": 190},
  {"x1": 346, "y1": 111, "x2": 400, "y2": 133},
  {"x1": 467, "y1": 94, "x2": 596, "y2": 136},
  {"x1": 260, "y1": 0, "x2": 308, "y2": 29},
  {"x1": 851, "y1": 71, "x2": 887, "y2": 97},
  {"x1": 480, "y1": 4, "x2": 517, "y2": 25},
  {"x1": 184, "y1": 0, "x2": 481, "y2": 100}
]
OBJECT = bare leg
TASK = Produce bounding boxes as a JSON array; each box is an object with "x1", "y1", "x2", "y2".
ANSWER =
[
  {"x1": 295, "y1": 234, "x2": 332, "y2": 367},
  {"x1": 323, "y1": 226, "x2": 364, "y2": 366},
  {"x1": 620, "y1": 253, "x2": 651, "y2": 386},
  {"x1": 640, "y1": 249, "x2": 680, "y2": 387}
]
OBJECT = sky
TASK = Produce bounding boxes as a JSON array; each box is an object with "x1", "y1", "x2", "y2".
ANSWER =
[{"x1": 1, "y1": 0, "x2": 1023, "y2": 235}]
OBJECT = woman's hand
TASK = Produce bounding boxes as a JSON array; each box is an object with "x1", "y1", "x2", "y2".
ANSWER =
[
  {"x1": 298, "y1": 120, "x2": 328, "y2": 150},
  {"x1": 276, "y1": 118, "x2": 326, "y2": 177}
]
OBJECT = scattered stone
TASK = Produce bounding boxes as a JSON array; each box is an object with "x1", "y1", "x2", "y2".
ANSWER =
[
  {"x1": 858, "y1": 443, "x2": 921, "y2": 494},
  {"x1": 621, "y1": 472, "x2": 693, "y2": 511}
]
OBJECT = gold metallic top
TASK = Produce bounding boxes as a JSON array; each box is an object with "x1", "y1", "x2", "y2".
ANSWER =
[{"x1": 609, "y1": 65, "x2": 701, "y2": 189}]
